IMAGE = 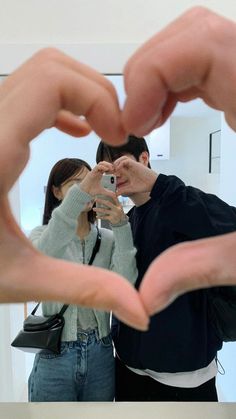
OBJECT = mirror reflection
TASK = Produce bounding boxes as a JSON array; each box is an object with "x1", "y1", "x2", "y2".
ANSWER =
[{"x1": 2, "y1": 75, "x2": 236, "y2": 402}]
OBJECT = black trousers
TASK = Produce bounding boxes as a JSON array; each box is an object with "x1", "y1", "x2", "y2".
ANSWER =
[{"x1": 115, "y1": 357, "x2": 218, "y2": 402}]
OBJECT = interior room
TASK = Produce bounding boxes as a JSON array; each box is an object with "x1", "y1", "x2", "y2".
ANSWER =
[{"x1": 0, "y1": 1, "x2": 236, "y2": 418}]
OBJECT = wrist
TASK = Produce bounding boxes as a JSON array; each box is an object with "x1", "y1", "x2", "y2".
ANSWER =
[
  {"x1": 79, "y1": 181, "x2": 91, "y2": 195},
  {"x1": 111, "y1": 214, "x2": 129, "y2": 227}
]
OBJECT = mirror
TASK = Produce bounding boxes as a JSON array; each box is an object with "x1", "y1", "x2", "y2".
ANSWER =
[
  {"x1": 1, "y1": 74, "x2": 236, "y2": 402},
  {"x1": 16, "y1": 76, "x2": 224, "y2": 235}
]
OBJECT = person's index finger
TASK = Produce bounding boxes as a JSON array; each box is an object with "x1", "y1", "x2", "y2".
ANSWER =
[
  {"x1": 97, "y1": 189, "x2": 117, "y2": 200},
  {"x1": 55, "y1": 111, "x2": 92, "y2": 137},
  {"x1": 124, "y1": 6, "x2": 211, "y2": 84},
  {"x1": 57, "y1": 68, "x2": 125, "y2": 145},
  {"x1": 122, "y1": 25, "x2": 213, "y2": 136},
  {"x1": 97, "y1": 161, "x2": 114, "y2": 172},
  {"x1": 0, "y1": 47, "x2": 117, "y2": 102},
  {"x1": 0, "y1": 49, "x2": 126, "y2": 147}
]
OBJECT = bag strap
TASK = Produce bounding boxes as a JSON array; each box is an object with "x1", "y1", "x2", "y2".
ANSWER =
[
  {"x1": 31, "y1": 227, "x2": 101, "y2": 316},
  {"x1": 87, "y1": 226, "x2": 101, "y2": 266},
  {"x1": 30, "y1": 301, "x2": 69, "y2": 316},
  {"x1": 31, "y1": 302, "x2": 41, "y2": 315}
]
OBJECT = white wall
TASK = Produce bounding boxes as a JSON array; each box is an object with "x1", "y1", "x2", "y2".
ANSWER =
[
  {"x1": 216, "y1": 342, "x2": 236, "y2": 402},
  {"x1": 220, "y1": 115, "x2": 236, "y2": 206},
  {"x1": 0, "y1": 182, "x2": 27, "y2": 402},
  {"x1": 0, "y1": 0, "x2": 236, "y2": 44},
  {"x1": 151, "y1": 115, "x2": 221, "y2": 193},
  {"x1": 0, "y1": 305, "x2": 14, "y2": 402}
]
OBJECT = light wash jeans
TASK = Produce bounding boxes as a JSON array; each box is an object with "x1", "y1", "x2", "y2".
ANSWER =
[{"x1": 28, "y1": 329, "x2": 115, "y2": 401}]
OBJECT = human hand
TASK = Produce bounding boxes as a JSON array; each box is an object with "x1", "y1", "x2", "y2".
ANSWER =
[
  {"x1": 80, "y1": 161, "x2": 114, "y2": 196},
  {"x1": 140, "y1": 231, "x2": 236, "y2": 315},
  {"x1": 118, "y1": 6, "x2": 236, "y2": 316},
  {"x1": 122, "y1": 6, "x2": 236, "y2": 136},
  {"x1": 3, "y1": 4, "x2": 236, "y2": 330},
  {"x1": 0, "y1": 49, "x2": 126, "y2": 194},
  {"x1": 94, "y1": 193, "x2": 127, "y2": 225},
  {"x1": 0, "y1": 49, "x2": 148, "y2": 331},
  {"x1": 113, "y1": 156, "x2": 158, "y2": 196}
]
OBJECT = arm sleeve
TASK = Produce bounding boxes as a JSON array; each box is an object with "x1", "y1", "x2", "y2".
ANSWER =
[
  {"x1": 29, "y1": 185, "x2": 93, "y2": 257},
  {"x1": 151, "y1": 174, "x2": 236, "y2": 240},
  {"x1": 109, "y1": 220, "x2": 138, "y2": 285}
]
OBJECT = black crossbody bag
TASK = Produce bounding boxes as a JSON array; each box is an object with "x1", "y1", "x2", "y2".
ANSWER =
[{"x1": 11, "y1": 228, "x2": 101, "y2": 354}]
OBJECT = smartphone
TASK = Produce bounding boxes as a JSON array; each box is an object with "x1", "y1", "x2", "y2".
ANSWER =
[{"x1": 96, "y1": 174, "x2": 117, "y2": 209}]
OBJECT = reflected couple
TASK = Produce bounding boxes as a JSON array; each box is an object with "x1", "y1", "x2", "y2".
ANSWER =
[{"x1": 28, "y1": 135, "x2": 236, "y2": 402}]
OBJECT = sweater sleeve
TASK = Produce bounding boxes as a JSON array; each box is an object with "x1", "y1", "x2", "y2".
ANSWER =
[
  {"x1": 109, "y1": 220, "x2": 138, "y2": 285},
  {"x1": 29, "y1": 184, "x2": 93, "y2": 257}
]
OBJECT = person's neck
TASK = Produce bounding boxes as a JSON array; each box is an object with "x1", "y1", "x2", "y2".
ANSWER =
[
  {"x1": 76, "y1": 213, "x2": 91, "y2": 239},
  {"x1": 130, "y1": 192, "x2": 151, "y2": 207}
]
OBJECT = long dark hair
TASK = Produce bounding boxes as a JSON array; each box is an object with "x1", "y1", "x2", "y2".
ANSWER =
[{"x1": 43, "y1": 158, "x2": 96, "y2": 225}]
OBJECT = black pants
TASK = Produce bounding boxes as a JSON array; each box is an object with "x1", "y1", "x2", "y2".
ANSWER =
[{"x1": 115, "y1": 357, "x2": 218, "y2": 402}]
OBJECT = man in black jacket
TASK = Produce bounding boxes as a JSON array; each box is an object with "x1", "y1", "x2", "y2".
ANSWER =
[{"x1": 96, "y1": 136, "x2": 236, "y2": 401}]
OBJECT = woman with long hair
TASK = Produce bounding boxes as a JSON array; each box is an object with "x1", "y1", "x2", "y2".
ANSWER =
[{"x1": 28, "y1": 157, "x2": 137, "y2": 402}]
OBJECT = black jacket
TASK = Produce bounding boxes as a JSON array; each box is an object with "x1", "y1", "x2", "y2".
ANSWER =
[{"x1": 113, "y1": 174, "x2": 236, "y2": 372}]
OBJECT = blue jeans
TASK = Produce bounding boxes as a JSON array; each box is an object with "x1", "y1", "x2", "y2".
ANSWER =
[{"x1": 28, "y1": 329, "x2": 115, "y2": 401}]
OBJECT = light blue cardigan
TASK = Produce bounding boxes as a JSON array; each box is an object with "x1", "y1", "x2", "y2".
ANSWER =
[{"x1": 30, "y1": 184, "x2": 137, "y2": 341}]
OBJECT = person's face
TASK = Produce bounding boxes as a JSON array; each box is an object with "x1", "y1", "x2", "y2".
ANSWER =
[{"x1": 52, "y1": 166, "x2": 93, "y2": 211}]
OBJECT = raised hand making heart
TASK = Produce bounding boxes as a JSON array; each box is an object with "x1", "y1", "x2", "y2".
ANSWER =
[{"x1": 1, "y1": 7, "x2": 236, "y2": 330}]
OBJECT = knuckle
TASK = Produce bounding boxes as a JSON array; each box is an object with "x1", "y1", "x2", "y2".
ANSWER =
[
  {"x1": 34, "y1": 47, "x2": 62, "y2": 65},
  {"x1": 186, "y1": 6, "x2": 209, "y2": 19}
]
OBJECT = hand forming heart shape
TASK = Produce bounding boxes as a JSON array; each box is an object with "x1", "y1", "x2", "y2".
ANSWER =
[{"x1": 1, "y1": 7, "x2": 236, "y2": 330}]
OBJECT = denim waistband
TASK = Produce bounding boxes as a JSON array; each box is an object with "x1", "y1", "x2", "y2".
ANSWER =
[
  {"x1": 62, "y1": 328, "x2": 100, "y2": 347},
  {"x1": 77, "y1": 328, "x2": 100, "y2": 341}
]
